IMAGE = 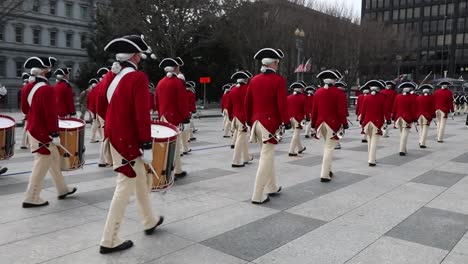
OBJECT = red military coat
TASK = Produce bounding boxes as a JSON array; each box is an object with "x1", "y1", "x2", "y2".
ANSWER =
[
  {"x1": 287, "y1": 93, "x2": 307, "y2": 123},
  {"x1": 221, "y1": 91, "x2": 230, "y2": 112},
  {"x1": 338, "y1": 89, "x2": 349, "y2": 116},
  {"x1": 87, "y1": 88, "x2": 97, "y2": 115},
  {"x1": 96, "y1": 72, "x2": 116, "y2": 120},
  {"x1": 355, "y1": 94, "x2": 367, "y2": 116},
  {"x1": 416, "y1": 94, "x2": 435, "y2": 123},
  {"x1": 380, "y1": 88, "x2": 397, "y2": 119},
  {"x1": 360, "y1": 93, "x2": 386, "y2": 129},
  {"x1": 311, "y1": 86, "x2": 348, "y2": 132},
  {"x1": 104, "y1": 67, "x2": 152, "y2": 178},
  {"x1": 227, "y1": 83, "x2": 248, "y2": 123},
  {"x1": 434, "y1": 88, "x2": 454, "y2": 114},
  {"x1": 155, "y1": 76, "x2": 189, "y2": 126},
  {"x1": 244, "y1": 70, "x2": 290, "y2": 143},
  {"x1": 21, "y1": 77, "x2": 59, "y2": 155},
  {"x1": 305, "y1": 94, "x2": 314, "y2": 119},
  {"x1": 392, "y1": 93, "x2": 417, "y2": 123},
  {"x1": 54, "y1": 80, "x2": 75, "y2": 117}
]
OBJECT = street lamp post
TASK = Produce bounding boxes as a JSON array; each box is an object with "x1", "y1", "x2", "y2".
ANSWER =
[{"x1": 295, "y1": 28, "x2": 305, "y2": 81}]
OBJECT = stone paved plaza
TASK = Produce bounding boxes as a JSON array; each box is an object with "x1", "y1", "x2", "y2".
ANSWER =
[{"x1": 1, "y1": 110, "x2": 468, "y2": 264}]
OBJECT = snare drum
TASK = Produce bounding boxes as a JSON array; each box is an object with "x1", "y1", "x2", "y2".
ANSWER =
[
  {"x1": 0, "y1": 115, "x2": 15, "y2": 160},
  {"x1": 58, "y1": 118, "x2": 85, "y2": 171},
  {"x1": 148, "y1": 121, "x2": 179, "y2": 191}
]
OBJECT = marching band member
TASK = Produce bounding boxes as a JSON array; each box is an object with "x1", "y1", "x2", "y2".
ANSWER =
[
  {"x1": 434, "y1": 81, "x2": 454, "y2": 143},
  {"x1": 148, "y1": 82, "x2": 156, "y2": 116},
  {"x1": 356, "y1": 85, "x2": 370, "y2": 143},
  {"x1": 380, "y1": 81, "x2": 397, "y2": 138},
  {"x1": 54, "y1": 67, "x2": 76, "y2": 118},
  {"x1": 360, "y1": 80, "x2": 387, "y2": 166},
  {"x1": 304, "y1": 86, "x2": 315, "y2": 138},
  {"x1": 416, "y1": 84, "x2": 435, "y2": 149},
  {"x1": 392, "y1": 82, "x2": 417, "y2": 156},
  {"x1": 21, "y1": 56, "x2": 76, "y2": 208},
  {"x1": 245, "y1": 48, "x2": 290, "y2": 204},
  {"x1": 96, "y1": 67, "x2": 114, "y2": 167},
  {"x1": 20, "y1": 72, "x2": 31, "y2": 149},
  {"x1": 87, "y1": 78, "x2": 101, "y2": 143},
  {"x1": 180, "y1": 81, "x2": 193, "y2": 155},
  {"x1": 287, "y1": 81, "x2": 307, "y2": 156},
  {"x1": 0, "y1": 86, "x2": 7, "y2": 175},
  {"x1": 99, "y1": 35, "x2": 164, "y2": 254},
  {"x1": 228, "y1": 70, "x2": 253, "y2": 167},
  {"x1": 187, "y1": 81, "x2": 198, "y2": 140},
  {"x1": 312, "y1": 70, "x2": 348, "y2": 182},
  {"x1": 221, "y1": 84, "x2": 232, "y2": 139},
  {"x1": 155, "y1": 57, "x2": 189, "y2": 178},
  {"x1": 334, "y1": 81, "x2": 348, "y2": 149}
]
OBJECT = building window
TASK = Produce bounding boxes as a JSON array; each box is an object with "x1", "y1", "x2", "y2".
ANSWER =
[
  {"x1": 424, "y1": 6, "x2": 430, "y2": 17},
  {"x1": 461, "y1": 2, "x2": 467, "y2": 16},
  {"x1": 445, "y1": 35, "x2": 452, "y2": 45},
  {"x1": 431, "y1": 5, "x2": 438, "y2": 17},
  {"x1": 447, "y1": 3, "x2": 454, "y2": 16},
  {"x1": 446, "y1": 19, "x2": 453, "y2": 32},
  {"x1": 393, "y1": 10, "x2": 399, "y2": 20},
  {"x1": 66, "y1": 32, "x2": 73, "y2": 48},
  {"x1": 65, "y1": 2, "x2": 73, "y2": 17},
  {"x1": 457, "y1": 33, "x2": 464, "y2": 44},
  {"x1": 80, "y1": 34, "x2": 87, "y2": 49},
  {"x1": 399, "y1": 9, "x2": 405, "y2": 20},
  {"x1": 50, "y1": 31, "x2": 57, "y2": 46},
  {"x1": 15, "y1": 26, "x2": 23, "y2": 43},
  {"x1": 32, "y1": 28, "x2": 41, "y2": 45},
  {"x1": 422, "y1": 21, "x2": 429, "y2": 33},
  {"x1": 407, "y1": 8, "x2": 413, "y2": 19},
  {"x1": 384, "y1": 11, "x2": 390, "y2": 21},
  {"x1": 32, "y1": 0, "x2": 40, "y2": 12},
  {"x1": 80, "y1": 5, "x2": 88, "y2": 20},
  {"x1": 429, "y1": 35, "x2": 436, "y2": 47},
  {"x1": 421, "y1": 36, "x2": 428, "y2": 48},
  {"x1": 0, "y1": 59, "x2": 5, "y2": 77},
  {"x1": 49, "y1": 0, "x2": 56, "y2": 15},
  {"x1": 15, "y1": 60, "x2": 24, "y2": 77},
  {"x1": 414, "y1": 7, "x2": 420, "y2": 18}
]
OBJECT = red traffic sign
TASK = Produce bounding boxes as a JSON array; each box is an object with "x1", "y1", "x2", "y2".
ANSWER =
[{"x1": 199, "y1": 77, "x2": 211, "y2": 84}]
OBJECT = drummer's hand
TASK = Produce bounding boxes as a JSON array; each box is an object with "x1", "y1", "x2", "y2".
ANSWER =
[
  {"x1": 51, "y1": 136, "x2": 60, "y2": 145},
  {"x1": 142, "y1": 150, "x2": 153, "y2": 164}
]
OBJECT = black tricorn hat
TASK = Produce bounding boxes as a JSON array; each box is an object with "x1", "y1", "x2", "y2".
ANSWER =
[
  {"x1": 186, "y1": 81, "x2": 196, "y2": 88},
  {"x1": 290, "y1": 81, "x2": 306, "y2": 89},
  {"x1": 253, "y1": 48, "x2": 285, "y2": 60},
  {"x1": 104, "y1": 35, "x2": 152, "y2": 54},
  {"x1": 159, "y1": 58, "x2": 183, "y2": 68},
  {"x1": 363, "y1": 80, "x2": 385, "y2": 89},
  {"x1": 97, "y1": 67, "x2": 110, "y2": 76},
  {"x1": 222, "y1": 83, "x2": 233, "y2": 90},
  {"x1": 385, "y1": 80, "x2": 396, "y2": 86},
  {"x1": 398, "y1": 82, "x2": 417, "y2": 90},
  {"x1": 417, "y1": 84, "x2": 434, "y2": 90},
  {"x1": 304, "y1": 85, "x2": 316, "y2": 92},
  {"x1": 88, "y1": 78, "x2": 98, "y2": 85},
  {"x1": 54, "y1": 67, "x2": 72, "y2": 76},
  {"x1": 48, "y1": 57, "x2": 57, "y2": 67},
  {"x1": 317, "y1": 69, "x2": 341, "y2": 80},
  {"x1": 231, "y1": 71, "x2": 251, "y2": 80},
  {"x1": 21, "y1": 72, "x2": 30, "y2": 80},
  {"x1": 24, "y1": 57, "x2": 54, "y2": 69},
  {"x1": 335, "y1": 81, "x2": 347, "y2": 88},
  {"x1": 437, "y1": 80, "x2": 453, "y2": 86}
]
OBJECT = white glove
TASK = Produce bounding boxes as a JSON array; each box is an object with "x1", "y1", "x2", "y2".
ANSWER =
[
  {"x1": 0, "y1": 86, "x2": 6, "y2": 96},
  {"x1": 142, "y1": 150, "x2": 153, "y2": 164},
  {"x1": 51, "y1": 136, "x2": 61, "y2": 145}
]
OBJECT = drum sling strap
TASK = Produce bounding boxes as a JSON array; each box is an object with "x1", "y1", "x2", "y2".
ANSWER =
[
  {"x1": 106, "y1": 67, "x2": 135, "y2": 103},
  {"x1": 27, "y1": 82, "x2": 46, "y2": 106}
]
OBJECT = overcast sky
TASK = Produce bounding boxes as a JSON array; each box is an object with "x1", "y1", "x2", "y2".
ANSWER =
[{"x1": 313, "y1": 0, "x2": 362, "y2": 17}]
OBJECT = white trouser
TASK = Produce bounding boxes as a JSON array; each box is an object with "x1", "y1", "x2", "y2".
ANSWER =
[
  {"x1": 97, "y1": 116, "x2": 112, "y2": 165},
  {"x1": 436, "y1": 110, "x2": 447, "y2": 142},
  {"x1": 396, "y1": 118, "x2": 410, "y2": 153},
  {"x1": 100, "y1": 153, "x2": 157, "y2": 248},
  {"x1": 364, "y1": 122, "x2": 380, "y2": 164},
  {"x1": 231, "y1": 128, "x2": 238, "y2": 146},
  {"x1": 318, "y1": 123, "x2": 338, "y2": 179},
  {"x1": 288, "y1": 118, "x2": 303, "y2": 154},
  {"x1": 418, "y1": 116, "x2": 429, "y2": 146},
  {"x1": 464, "y1": 103, "x2": 468, "y2": 113},
  {"x1": 250, "y1": 122, "x2": 279, "y2": 202},
  {"x1": 361, "y1": 133, "x2": 367, "y2": 140},
  {"x1": 189, "y1": 118, "x2": 195, "y2": 138},
  {"x1": 90, "y1": 113, "x2": 101, "y2": 142},
  {"x1": 304, "y1": 121, "x2": 312, "y2": 136},
  {"x1": 181, "y1": 129, "x2": 190, "y2": 153},
  {"x1": 21, "y1": 120, "x2": 28, "y2": 148},
  {"x1": 222, "y1": 110, "x2": 231, "y2": 137},
  {"x1": 24, "y1": 134, "x2": 70, "y2": 204},
  {"x1": 232, "y1": 119, "x2": 250, "y2": 165}
]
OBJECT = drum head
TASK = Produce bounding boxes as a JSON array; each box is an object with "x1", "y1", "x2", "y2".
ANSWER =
[
  {"x1": 151, "y1": 124, "x2": 177, "y2": 139},
  {"x1": 59, "y1": 119, "x2": 84, "y2": 129},
  {"x1": 0, "y1": 116, "x2": 15, "y2": 129}
]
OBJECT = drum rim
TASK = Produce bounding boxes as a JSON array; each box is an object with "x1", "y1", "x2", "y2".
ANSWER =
[
  {"x1": 58, "y1": 117, "x2": 86, "y2": 130},
  {"x1": 151, "y1": 121, "x2": 179, "y2": 142},
  {"x1": 0, "y1": 114, "x2": 16, "y2": 129}
]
